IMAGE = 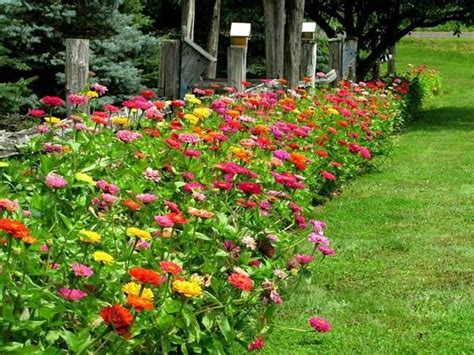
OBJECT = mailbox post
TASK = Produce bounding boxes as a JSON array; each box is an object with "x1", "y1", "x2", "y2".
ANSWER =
[
  {"x1": 228, "y1": 22, "x2": 251, "y2": 92},
  {"x1": 300, "y1": 22, "x2": 317, "y2": 86}
]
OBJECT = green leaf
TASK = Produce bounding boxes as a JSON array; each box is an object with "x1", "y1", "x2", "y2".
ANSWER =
[{"x1": 216, "y1": 314, "x2": 232, "y2": 341}]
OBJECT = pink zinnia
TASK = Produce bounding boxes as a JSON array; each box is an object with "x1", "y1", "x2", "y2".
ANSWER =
[
  {"x1": 116, "y1": 130, "x2": 142, "y2": 143},
  {"x1": 178, "y1": 133, "x2": 200, "y2": 144},
  {"x1": 136, "y1": 193, "x2": 157, "y2": 204},
  {"x1": 68, "y1": 94, "x2": 87, "y2": 105},
  {"x1": 45, "y1": 172, "x2": 68, "y2": 189},
  {"x1": 309, "y1": 317, "x2": 331, "y2": 333},
  {"x1": 28, "y1": 108, "x2": 46, "y2": 118},
  {"x1": 318, "y1": 245, "x2": 336, "y2": 256},
  {"x1": 295, "y1": 254, "x2": 314, "y2": 265},
  {"x1": 92, "y1": 83, "x2": 108, "y2": 95},
  {"x1": 59, "y1": 288, "x2": 87, "y2": 301},
  {"x1": 143, "y1": 167, "x2": 161, "y2": 182},
  {"x1": 320, "y1": 170, "x2": 336, "y2": 181},
  {"x1": 308, "y1": 233, "x2": 329, "y2": 245},
  {"x1": 41, "y1": 96, "x2": 64, "y2": 107},
  {"x1": 154, "y1": 215, "x2": 174, "y2": 228},
  {"x1": 71, "y1": 262, "x2": 94, "y2": 277}
]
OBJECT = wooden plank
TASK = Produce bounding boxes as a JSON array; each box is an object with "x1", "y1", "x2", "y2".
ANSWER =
[
  {"x1": 158, "y1": 40, "x2": 181, "y2": 99},
  {"x1": 181, "y1": 39, "x2": 217, "y2": 94},
  {"x1": 328, "y1": 38, "x2": 342, "y2": 83},
  {"x1": 227, "y1": 46, "x2": 247, "y2": 92},
  {"x1": 65, "y1": 38, "x2": 89, "y2": 116}
]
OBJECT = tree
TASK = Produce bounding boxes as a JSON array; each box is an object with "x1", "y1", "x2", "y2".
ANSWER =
[
  {"x1": 306, "y1": 0, "x2": 474, "y2": 80},
  {"x1": 263, "y1": 0, "x2": 285, "y2": 79},
  {"x1": 205, "y1": 0, "x2": 221, "y2": 79}
]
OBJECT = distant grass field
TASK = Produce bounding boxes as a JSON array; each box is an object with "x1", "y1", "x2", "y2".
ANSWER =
[{"x1": 254, "y1": 38, "x2": 474, "y2": 354}]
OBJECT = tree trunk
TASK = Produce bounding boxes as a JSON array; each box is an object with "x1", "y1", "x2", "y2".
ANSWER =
[
  {"x1": 205, "y1": 0, "x2": 221, "y2": 79},
  {"x1": 181, "y1": 0, "x2": 195, "y2": 40},
  {"x1": 284, "y1": 0, "x2": 305, "y2": 88},
  {"x1": 263, "y1": 0, "x2": 285, "y2": 79}
]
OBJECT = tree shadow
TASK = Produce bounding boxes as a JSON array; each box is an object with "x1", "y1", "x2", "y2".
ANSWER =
[{"x1": 408, "y1": 107, "x2": 474, "y2": 132}]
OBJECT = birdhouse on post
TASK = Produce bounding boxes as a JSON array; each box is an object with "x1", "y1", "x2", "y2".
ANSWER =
[
  {"x1": 300, "y1": 22, "x2": 317, "y2": 85},
  {"x1": 228, "y1": 22, "x2": 251, "y2": 92},
  {"x1": 180, "y1": 38, "x2": 217, "y2": 97}
]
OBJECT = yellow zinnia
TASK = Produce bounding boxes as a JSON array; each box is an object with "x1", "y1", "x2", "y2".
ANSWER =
[
  {"x1": 327, "y1": 108, "x2": 340, "y2": 115},
  {"x1": 79, "y1": 229, "x2": 101, "y2": 244},
  {"x1": 111, "y1": 116, "x2": 130, "y2": 126},
  {"x1": 193, "y1": 107, "x2": 211, "y2": 119},
  {"x1": 92, "y1": 251, "x2": 114, "y2": 264},
  {"x1": 85, "y1": 90, "x2": 99, "y2": 98},
  {"x1": 172, "y1": 280, "x2": 202, "y2": 298},
  {"x1": 185, "y1": 94, "x2": 201, "y2": 105},
  {"x1": 44, "y1": 116, "x2": 61, "y2": 125},
  {"x1": 126, "y1": 227, "x2": 151, "y2": 241},
  {"x1": 123, "y1": 282, "x2": 154, "y2": 301},
  {"x1": 75, "y1": 172, "x2": 95, "y2": 185},
  {"x1": 184, "y1": 113, "x2": 199, "y2": 125},
  {"x1": 0, "y1": 162, "x2": 9, "y2": 168}
]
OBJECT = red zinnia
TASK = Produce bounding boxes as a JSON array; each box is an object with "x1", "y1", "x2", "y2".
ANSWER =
[
  {"x1": 160, "y1": 261, "x2": 182, "y2": 275},
  {"x1": 0, "y1": 219, "x2": 31, "y2": 239},
  {"x1": 236, "y1": 182, "x2": 262, "y2": 195},
  {"x1": 100, "y1": 304, "x2": 133, "y2": 338},
  {"x1": 129, "y1": 267, "x2": 165, "y2": 286},
  {"x1": 228, "y1": 272, "x2": 253, "y2": 292},
  {"x1": 40, "y1": 96, "x2": 65, "y2": 107},
  {"x1": 248, "y1": 336, "x2": 265, "y2": 352}
]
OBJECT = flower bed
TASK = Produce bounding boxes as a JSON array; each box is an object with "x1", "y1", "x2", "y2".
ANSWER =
[{"x1": 0, "y1": 79, "x2": 412, "y2": 353}]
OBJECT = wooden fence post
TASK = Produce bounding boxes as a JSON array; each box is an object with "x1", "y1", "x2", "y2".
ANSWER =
[
  {"x1": 65, "y1": 38, "x2": 89, "y2": 116},
  {"x1": 227, "y1": 47, "x2": 247, "y2": 93},
  {"x1": 342, "y1": 37, "x2": 358, "y2": 81},
  {"x1": 284, "y1": 0, "x2": 305, "y2": 89},
  {"x1": 328, "y1": 37, "x2": 342, "y2": 83},
  {"x1": 300, "y1": 22, "x2": 317, "y2": 85},
  {"x1": 263, "y1": 0, "x2": 285, "y2": 79},
  {"x1": 158, "y1": 40, "x2": 181, "y2": 99},
  {"x1": 181, "y1": 0, "x2": 195, "y2": 41}
]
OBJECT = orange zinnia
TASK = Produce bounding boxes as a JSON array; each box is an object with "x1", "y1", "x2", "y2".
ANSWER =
[
  {"x1": 126, "y1": 295, "x2": 154, "y2": 312},
  {"x1": 0, "y1": 219, "x2": 31, "y2": 239},
  {"x1": 129, "y1": 267, "x2": 165, "y2": 286}
]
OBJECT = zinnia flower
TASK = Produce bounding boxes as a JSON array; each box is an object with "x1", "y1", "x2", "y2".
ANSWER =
[
  {"x1": 0, "y1": 219, "x2": 31, "y2": 239},
  {"x1": 129, "y1": 267, "x2": 165, "y2": 286},
  {"x1": 228, "y1": 272, "x2": 253, "y2": 292},
  {"x1": 126, "y1": 227, "x2": 151, "y2": 241},
  {"x1": 160, "y1": 261, "x2": 182, "y2": 275},
  {"x1": 71, "y1": 262, "x2": 94, "y2": 277},
  {"x1": 126, "y1": 295, "x2": 154, "y2": 312},
  {"x1": 318, "y1": 245, "x2": 336, "y2": 256},
  {"x1": 41, "y1": 96, "x2": 64, "y2": 107},
  {"x1": 236, "y1": 182, "x2": 263, "y2": 195},
  {"x1": 123, "y1": 282, "x2": 154, "y2": 300},
  {"x1": 59, "y1": 288, "x2": 87, "y2": 301},
  {"x1": 172, "y1": 280, "x2": 202, "y2": 298},
  {"x1": 100, "y1": 304, "x2": 133, "y2": 338},
  {"x1": 79, "y1": 230, "x2": 101, "y2": 244},
  {"x1": 309, "y1": 317, "x2": 331, "y2": 332},
  {"x1": 92, "y1": 251, "x2": 114, "y2": 264},
  {"x1": 45, "y1": 172, "x2": 68, "y2": 189},
  {"x1": 0, "y1": 199, "x2": 19, "y2": 212},
  {"x1": 248, "y1": 337, "x2": 265, "y2": 352}
]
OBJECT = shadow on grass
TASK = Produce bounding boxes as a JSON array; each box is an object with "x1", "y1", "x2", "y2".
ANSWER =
[{"x1": 409, "y1": 107, "x2": 474, "y2": 131}]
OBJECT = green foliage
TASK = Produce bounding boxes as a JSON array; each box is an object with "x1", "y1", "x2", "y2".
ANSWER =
[{"x1": 0, "y1": 78, "x2": 38, "y2": 115}]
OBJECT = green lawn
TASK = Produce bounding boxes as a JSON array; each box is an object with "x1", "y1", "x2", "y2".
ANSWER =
[{"x1": 259, "y1": 39, "x2": 474, "y2": 354}]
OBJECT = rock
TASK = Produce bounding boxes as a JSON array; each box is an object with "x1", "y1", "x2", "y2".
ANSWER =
[{"x1": 0, "y1": 128, "x2": 38, "y2": 158}]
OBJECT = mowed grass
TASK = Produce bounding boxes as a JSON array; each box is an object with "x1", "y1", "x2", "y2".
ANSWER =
[{"x1": 258, "y1": 39, "x2": 474, "y2": 354}]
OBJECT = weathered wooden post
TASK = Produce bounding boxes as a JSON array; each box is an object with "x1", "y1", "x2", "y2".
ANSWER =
[
  {"x1": 263, "y1": 0, "x2": 285, "y2": 79},
  {"x1": 387, "y1": 45, "x2": 396, "y2": 77},
  {"x1": 65, "y1": 38, "x2": 89, "y2": 116},
  {"x1": 181, "y1": 0, "x2": 195, "y2": 41},
  {"x1": 328, "y1": 37, "x2": 343, "y2": 83},
  {"x1": 342, "y1": 37, "x2": 358, "y2": 81},
  {"x1": 300, "y1": 22, "x2": 317, "y2": 85},
  {"x1": 158, "y1": 40, "x2": 181, "y2": 99},
  {"x1": 227, "y1": 22, "x2": 250, "y2": 93},
  {"x1": 284, "y1": 0, "x2": 305, "y2": 89}
]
